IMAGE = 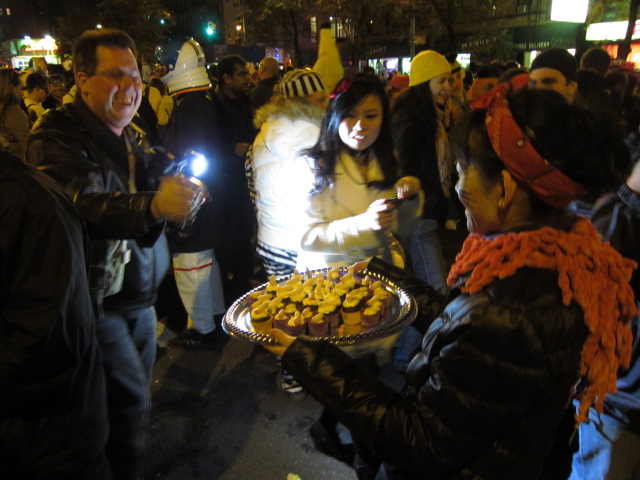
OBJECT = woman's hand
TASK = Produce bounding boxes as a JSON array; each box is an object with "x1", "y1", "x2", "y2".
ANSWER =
[
  {"x1": 264, "y1": 329, "x2": 297, "y2": 356},
  {"x1": 363, "y1": 198, "x2": 395, "y2": 231},
  {"x1": 395, "y1": 176, "x2": 421, "y2": 199}
]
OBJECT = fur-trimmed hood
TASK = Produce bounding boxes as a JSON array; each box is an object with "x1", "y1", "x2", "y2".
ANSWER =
[{"x1": 253, "y1": 98, "x2": 324, "y2": 130}]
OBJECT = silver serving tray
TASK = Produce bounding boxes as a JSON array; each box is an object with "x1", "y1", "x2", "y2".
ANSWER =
[{"x1": 222, "y1": 267, "x2": 417, "y2": 346}]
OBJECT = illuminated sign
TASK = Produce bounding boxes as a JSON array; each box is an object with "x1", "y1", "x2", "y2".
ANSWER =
[
  {"x1": 550, "y1": 0, "x2": 588, "y2": 23},
  {"x1": 19, "y1": 36, "x2": 58, "y2": 54},
  {"x1": 586, "y1": 21, "x2": 640, "y2": 41}
]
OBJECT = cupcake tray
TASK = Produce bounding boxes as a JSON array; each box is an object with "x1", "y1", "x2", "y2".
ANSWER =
[{"x1": 222, "y1": 267, "x2": 417, "y2": 346}]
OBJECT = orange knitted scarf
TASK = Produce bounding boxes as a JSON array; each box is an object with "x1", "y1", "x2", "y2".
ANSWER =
[{"x1": 447, "y1": 217, "x2": 638, "y2": 424}]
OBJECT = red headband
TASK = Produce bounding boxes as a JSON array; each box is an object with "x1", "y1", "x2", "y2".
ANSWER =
[{"x1": 470, "y1": 73, "x2": 583, "y2": 209}]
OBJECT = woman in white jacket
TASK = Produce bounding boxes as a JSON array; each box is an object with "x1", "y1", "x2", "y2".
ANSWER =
[
  {"x1": 249, "y1": 69, "x2": 329, "y2": 275},
  {"x1": 297, "y1": 73, "x2": 421, "y2": 271},
  {"x1": 295, "y1": 74, "x2": 421, "y2": 477}
]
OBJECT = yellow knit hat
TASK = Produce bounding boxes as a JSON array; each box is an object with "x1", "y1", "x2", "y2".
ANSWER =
[{"x1": 409, "y1": 50, "x2": 451, "y2": 87}]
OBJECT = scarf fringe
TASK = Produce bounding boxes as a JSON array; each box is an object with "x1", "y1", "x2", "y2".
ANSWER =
[{"x1": 448, "y1": 217, "x2": 638, "y2": 424}]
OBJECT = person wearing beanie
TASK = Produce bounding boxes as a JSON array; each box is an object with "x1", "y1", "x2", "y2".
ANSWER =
[
  {"x1": 160, "y1": 38, "x2": 227, "y2": 347},
  {"x1": 529, "y1": 48, "x2": 578, "y2": 103},
  {"x1": 391, "y1": 50, "x2": 452, "y2": 288},
  {"x1": 247, "y1": 68, "x2": 328, "y2": 395},
  {"x1": 313, "y1": 23, "x2": 344, "y2": 94},
  {"x1": 386, "y1": 73, "x2": 409, "y2": 107},
  {"x1": 390, "y1": 49, "x2": 453, "y2": 374}
]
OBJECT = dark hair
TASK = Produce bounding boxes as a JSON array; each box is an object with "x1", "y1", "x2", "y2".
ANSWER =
[
  {"x1": 25, "y1": 72, "x2": 48, "y2": 92},
  {"x1": 73, "y1": 29, "x2": 137, "y2": 77},
  {"x1": 216, "y1": 55, "x2": 247, "y2": 86},
  {"x1": 390, "y1": 80, "x2": 438, "y2": 179},
  {"x1": 580, "y1": 48, "x2": 611, "y2": 76},
  {"x1": 149, "y1": 76, "x2": 167, "y2": 96},
  {"x1": 452, "y1": 88, "x2": 631, "y2": 216},
  {"x1": 0, "y1": 68, "x2": 22, "y2": 116},
  {"x1": 304, "y1": 73, "x2": 397, "y2": 193}
]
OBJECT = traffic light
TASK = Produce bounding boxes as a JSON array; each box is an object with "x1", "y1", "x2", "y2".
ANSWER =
[{"x1": 205, "y1": 21, "x2": 216, "y2": 37}]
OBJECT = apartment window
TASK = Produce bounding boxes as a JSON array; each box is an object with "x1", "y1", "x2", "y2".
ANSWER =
[
  {"x1": 310, "y1": 16, "x2": 317, "y2": 43},
  {"x1": 235, "y1": 14, "x2": 245, "y2": 44},
  {"x1": 330, "y1": 17, "x2": 348, "y2": 39},
  {"x1": 516, "y1": 0, "x2": 529, "y2": 14}
]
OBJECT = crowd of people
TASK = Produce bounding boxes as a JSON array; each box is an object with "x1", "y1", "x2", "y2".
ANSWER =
[{"x1": 0, "y1": 23, "x2": 639, "y2": 480}]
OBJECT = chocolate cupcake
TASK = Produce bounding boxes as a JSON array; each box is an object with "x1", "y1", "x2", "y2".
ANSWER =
[
  {"x1": 308, "y1": 312, "x2": 329, "y2": 337},
  {"x1": 362, "y1": 304, "x2": 382, "y2": 328},
  {"x1": 284, "y1": 312, "x2": 306, "y2": 336},
  {"x1": 250, "y1": 304, "x2": 272, "y2": 334},
  {"x1": 341, "y1": 295, "x2": 362, "y2": 326},
  {"x1": 273, "y1": 308, "x2": 289, "y2": 331},
  {"x1": 318, "y1": 302, "x2": 340, "y2": 328}
]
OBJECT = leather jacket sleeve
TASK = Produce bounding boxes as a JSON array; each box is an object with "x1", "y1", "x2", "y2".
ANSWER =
[
  {"x1": 283, "y1": 266, "x2": 585, "y2": 478},
  {"x1": 368, "y1": 257, "x2": 446, "y2": 334},
  {"x1": 27, "y1": 112, "x2": 163, "y2": 245}
]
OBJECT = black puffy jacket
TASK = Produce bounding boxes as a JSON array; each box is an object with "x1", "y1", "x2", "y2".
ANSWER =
[
  {"x1": 283, "y1": 257, "x2": 588, "y2": 479},
  {"x1": 27, "y1": 96, "x2": 170, "y2": 313}
]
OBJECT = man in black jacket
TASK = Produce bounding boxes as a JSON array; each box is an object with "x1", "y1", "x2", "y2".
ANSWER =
[
  {"x1": 27, "y1": 29, "x2": 202, "y2": 480},
  {"x1": 212, "y1": 55, "x2": 260, "y2": 302},
  {"x1": 0, "y1": 152, "x2": 110, "y2": 479}
]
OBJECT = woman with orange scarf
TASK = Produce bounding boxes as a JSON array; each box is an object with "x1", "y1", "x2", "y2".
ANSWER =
[{"x1": 265, "y1": 83, "x2": 637, "y2": 479}]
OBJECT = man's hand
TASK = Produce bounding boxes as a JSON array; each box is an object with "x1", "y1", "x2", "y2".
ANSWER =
[
  {"x1": 264, "y1": 329, "x2": 297, "y2": 356},
  {"x1": 150, "y1": 175, "x2": 201, "y2": 224}
]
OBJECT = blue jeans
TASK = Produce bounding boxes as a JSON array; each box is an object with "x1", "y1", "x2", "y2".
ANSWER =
[
  {"x1": 395, "y1": 219, "x2": 447, "y2": 372},
  {"x1": 406, "y1": 218, "x2": 448, "y2": 295},
  {"x1": 570, "y1": 409, "x2": 640, "y2": 480},
  {"x1": 96, "y1": 306, "x2": 156, "y2": 480}
]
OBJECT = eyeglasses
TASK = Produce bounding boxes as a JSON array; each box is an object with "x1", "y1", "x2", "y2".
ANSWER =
[{"x1": 93, "y1": 69, "x2": 142, "y2": 84}]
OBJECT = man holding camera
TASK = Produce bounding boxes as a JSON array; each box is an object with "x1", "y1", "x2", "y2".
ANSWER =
[{"x1": 27, "y1": 29, "x2": 203, "y2": 480}]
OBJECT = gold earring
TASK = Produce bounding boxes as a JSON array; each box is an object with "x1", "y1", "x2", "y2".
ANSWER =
[{"x1": 498, "y1": 199, "x2": 504, "y2": 209}]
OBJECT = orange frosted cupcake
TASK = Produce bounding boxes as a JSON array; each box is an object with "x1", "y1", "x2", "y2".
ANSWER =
[
  {"x1": 285, "y1": 311, "x2": 306, "y2": 336},
  {"x1": 308, "y1": 312, "x2": 329, "y2": 337},
  {"x1": 287, "y1": 286, "x2": 304, "y2": 310},
  {"x1": 341, "y1": 295, "x2": 362, "y2": 325},
  {"x1": 273, "y1": 308, "x2": 288, "y2": 330},
  {"x1": 266, "y1": 275, "x2": 279, "y2": 294},
  {"x1": 250, "y1": 304, "x2": 272, "y2": 334},
  {"x1": 362, "y1": 304, "x2": 382, "y2": 328},
  {"x1": 318, "y1": 302, "x2": 340, "y2": 328},
  {"x1": 283, "y1": 302, "x2": 299, "y2": 318}
]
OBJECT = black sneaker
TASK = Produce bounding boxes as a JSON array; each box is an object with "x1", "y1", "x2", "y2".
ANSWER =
[
  {"x1": 167, "y1": 329, "x2": 220, "y2": 348},
  {"x1": 309, "y1": 421, "x2": 355, "y2": 465}
]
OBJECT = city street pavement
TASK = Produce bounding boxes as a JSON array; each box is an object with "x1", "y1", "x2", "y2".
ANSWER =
[
  {"x1": 146, "y1": 224, "x2": 468, "y2": 479},
  {"x1": 147, "y1": 307, "x2": 405, "y2": 480}
]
